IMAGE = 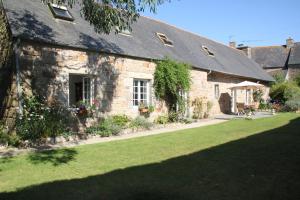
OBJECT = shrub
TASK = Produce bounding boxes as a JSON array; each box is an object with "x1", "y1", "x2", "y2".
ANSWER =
[
  {"x1": 16, "y1": 94, "x2": 75, "y2": 143},
  {"x1": 155, "y1": 115, "x2": 169, "y2": 125},
  {"x1": 0, "y1": 124, "x2": 8, "y2": 145},
  {"x1": 168, "y1": 111, "x2": 180, "y2": 122},
  {"x1": 253, "y1": 89, "x2": 264, "y2": 102},
  {"x1": 294, "y1": 74, "x2": 300, "y2": 87},
  {"x1": 86, "y1": 116, "x2": 128, "y2": 137},
  {"x1": 98, "y1": 117, "x2": 123, "y2": 136},
  {"x1": 192, "y1": 97, "x2": 205, "y2": 119},
  {"x1": 0, "y1": 129, "x2": 21, "y2": 147},
  {"x1": 272, "y1": 72, "x2": 285, "y2": 84},
  {"x1": 259, "y1": 102, "x2": 272, "y2": 110},
  {"x1": 285, "y1": 98, "x2": 300, "y2": 111},
  {"x1": 111, "y1": 114, "x2": 131, "y2": 128},
  {"x1": 180, "y1": 118, "x2": 193, "y2": 124},
  {"x1": 270, "y1": 81, "x2": 300, "y2": 103},
  {"x1": 129, "y1": 116, "x2": 153, "y2": 131},
  {"x1": 283, "y1": 84, "x2": 300, "y2": 102}
]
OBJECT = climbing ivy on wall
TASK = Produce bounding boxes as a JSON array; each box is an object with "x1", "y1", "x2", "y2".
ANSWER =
[
  {"x1": 0, "y1": 3, "x2": 13, "y2": 121},
  {"x1": 0, "y1": 4, "x2": 12, "y2": 69},
  {"x1": 153, "y1": 58, "x2": 191, "y2": 113}
]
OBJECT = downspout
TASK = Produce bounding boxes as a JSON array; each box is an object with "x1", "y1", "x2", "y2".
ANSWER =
[
  {"x1": 13, "y1": 38, "x2": 23, "y2": 115},
  {"x1": 207, "y1": 70, "x2": 212, "y2": 76}
]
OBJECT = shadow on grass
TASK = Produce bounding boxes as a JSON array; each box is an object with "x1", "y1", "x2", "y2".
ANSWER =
[
  {"x1": 1, "y1": 117, "x2": 300, "y2": 200},
  {"x1": 28, "y1": 149, "x2": 77, "y2": 166}
]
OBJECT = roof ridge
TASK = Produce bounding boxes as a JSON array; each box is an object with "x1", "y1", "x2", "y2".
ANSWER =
[{"x1": 252, "y1": 45, "x2": 286, "y2": 49}]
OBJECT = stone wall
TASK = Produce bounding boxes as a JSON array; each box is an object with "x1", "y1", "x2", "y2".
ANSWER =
[
  {"x1": 287, "y1": 65, "x2": 300, "y2": 80},
  {"x1": 6, "y1": 41, "x2": 270, "y2": 124}
]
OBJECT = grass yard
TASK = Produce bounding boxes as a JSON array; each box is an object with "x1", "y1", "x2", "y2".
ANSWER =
[{"x1": 0, "y1": 113, "x2": 300, "y2": 200}]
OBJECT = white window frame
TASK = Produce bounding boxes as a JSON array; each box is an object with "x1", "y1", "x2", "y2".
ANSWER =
[
  {"x1": 132, "y1": 79, "x2": 150, "y2": 108},
  {"x1": 67, "y1": 75, "x2": 94, "y2": 107},
  {"x1": 245, "y1": 89, "x2": 251, "y2": 105},
  {"x1": 214, "y1": 84, "x2": 220, "y2": 99},
  {"x1": 156, "y1": 32, "x2": 174, "y2": 47}
]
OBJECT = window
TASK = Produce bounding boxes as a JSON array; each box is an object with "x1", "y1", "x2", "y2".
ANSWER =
[
  {"x1": 246, "y1": 89, "x2": 251, "y2": 105},
  {"x1": 69, "y1": 75, "x2": 93, "y2": 106},
  {"x1": 156, "y1": 33, "x2": 173, "y2": 46},
  {"x1": 83, "y1": 77, "x2": 91, "y2": 105},
  {"x1": 116, "y1": 27, "x2": 132, "y2": 36},
  {"x1": 202, "y1": 45, "x2": 214, "y2": 56},
  {"x1": 214, "y1": 84, "x2": 220, "y2": 99},
  {"x1": 49, "y1": 4, "x2": 74, "y2": 21},
  {"x1": 133, "y1": 79, "x2": 150, "y2": 107}
]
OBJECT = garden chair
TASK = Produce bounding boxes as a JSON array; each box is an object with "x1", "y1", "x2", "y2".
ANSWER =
[{"x1": 236, "y1": 103, "x2": 245, "y2": 116}]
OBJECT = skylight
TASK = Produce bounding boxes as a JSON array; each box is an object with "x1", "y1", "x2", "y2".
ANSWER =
[
  {"x1": 202, "y1": 45, "x2": 214, "y2": 56},
  {"x1": 116, "y1": 27, "x2": 132, "y2": 36},
  {"x1": 156, "y1": 33, "x2": 173, "y2": 46},
  {"x1": 49, "y1": 4, "x2": 74, "y2": 21}
]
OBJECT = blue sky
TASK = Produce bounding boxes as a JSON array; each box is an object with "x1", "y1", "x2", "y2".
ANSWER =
[{"x1": 142, "y1": 0, "x2": 300, "y2": 47}]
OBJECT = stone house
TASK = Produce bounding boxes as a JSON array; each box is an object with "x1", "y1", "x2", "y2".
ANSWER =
[
  {"x1": 0, "y1": 0, "x2": 273, "y2": 128},
  {"x1": 231, "y1": 38, "x2": 300, "y2": 80}
]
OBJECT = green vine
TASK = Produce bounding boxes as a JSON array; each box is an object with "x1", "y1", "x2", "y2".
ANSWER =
[{"x1": 154, "y1": 58, "x2": 191, "y2": 113}]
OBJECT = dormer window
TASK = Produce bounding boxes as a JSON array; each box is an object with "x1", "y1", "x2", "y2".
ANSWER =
[
  {"x1": 116, "y1": 27, "x2": 132, "y2": 36},
  {"x1": 202, "y1": 45, "x2": 214, "y2": 57},
  {"x1": 156, "y1": 33, "x2": 173, "y2": 46},
  {"x1": 49, "y1": 4, "x2": 74, "y2": 21}
]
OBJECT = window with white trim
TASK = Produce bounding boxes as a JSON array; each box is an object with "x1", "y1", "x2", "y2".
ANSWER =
[
  {"x1": 202, "y1": 45, "x2": 214, "y2": 57},
  {"x1": 156, "y1": 32, "x2": 173, "y2": 46},
  {"x1": 133, "y1": 79, "x2": 150, "y2": 106},
  {"x1": 214, "y1": 84, "x2": 220, "y2": 99},
  {"x1": 83, "y1": 77, "x2": 91, "y2": 105}
]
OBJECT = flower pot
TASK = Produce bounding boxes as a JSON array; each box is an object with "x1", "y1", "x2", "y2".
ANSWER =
[{"x1": 140, "y1": 108, "x2": 149, "y2": 113}]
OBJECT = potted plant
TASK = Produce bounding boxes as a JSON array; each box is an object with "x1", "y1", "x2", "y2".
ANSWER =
[{"x1": 138, "y1": 102, "x2": 148, "y2": 113}]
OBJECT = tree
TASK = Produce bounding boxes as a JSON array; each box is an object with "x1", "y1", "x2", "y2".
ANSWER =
[{"x1": 41, "y1": 0, "x2": 170, "y2": 34}]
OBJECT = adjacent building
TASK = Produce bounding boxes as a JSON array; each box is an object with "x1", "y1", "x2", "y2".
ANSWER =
[{"x1": 231, "y1": 38, "x2": 300, "y2": 80}]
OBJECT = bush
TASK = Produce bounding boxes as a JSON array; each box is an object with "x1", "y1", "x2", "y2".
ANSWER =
[
  {"x1": 16, "y1": 94, "x2": 75, "y2": 143},
  {"x1": 285, "y1": 98, "x2": 300, "y2": 111},
  {"x1": 259, "y1": 102, "x2": 272, "y2": 110},
  {"x1": 192, "y1": 97, "x2": 204, "y2": 119},
  {"x1": 0, "y1": 125, "x2": 8, "y2": 145},
  {"x1": 294, "y1": 74, "x2": 300, "y2": 87},
  {"x1": 253, "y1": 89, "x2": 264, "y2": 102},
  {"x1": 111, "y1": 114, "x2": 131, "y2": 128},
  {"x1": 99, "y1": 117, "x2": 123, "y2": 136},
  {"x1": 155, "y1": 115, "x2": 169, "y2": 125},
  {"x1": 86, "y1": 115, "x2": 130, "y2": 137},
  {"x1": 0, "y1": 130, "x2": 21, "y2": 147},
  {"x1": 270, "y1": 81, "x2": 300, "y2": 103},
  {"x1": 168, "y1": 111, "x2": 180, "y2": 122},
  {"x1": 129, "y1": 116, "x2": 153, "y2": 131}
]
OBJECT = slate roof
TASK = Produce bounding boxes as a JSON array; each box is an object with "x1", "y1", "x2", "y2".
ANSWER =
[
  {"x1": 250, "y1": 46, "x2": 290, "y2": 69},
  {"x1": 2, "y1": 0, "x2": 274, "y2": 82},
  {"x1": 289, "y1": 42, "x2": 300, "y2": 65}
]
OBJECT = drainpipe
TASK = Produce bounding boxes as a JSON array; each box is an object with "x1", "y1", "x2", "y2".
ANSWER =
[
  {"x1": 207, "y1": 70, "x2": 212, "y2": 76},
  {"x1": 13, "y1": 38, "x2": 23, "y2": 115}
]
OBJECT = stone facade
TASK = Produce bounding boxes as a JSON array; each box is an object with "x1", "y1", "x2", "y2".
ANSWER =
[
  {"x1": 287, "y1": 65, "x2": 300, "y2": 80},
  {"x1": 5, "y1": 41, "x2": 270, "y2": 125}
]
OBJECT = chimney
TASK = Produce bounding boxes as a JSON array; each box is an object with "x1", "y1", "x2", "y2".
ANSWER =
[
  {"x1": 286, "y1": 37, "x2": 294, "y2": 48},
  {"x1": 236, "y1": 45, "x2": 252, "y2": 59},
  {"x1": 229, "y1": 41, "x2": 236, "y2": 48}
]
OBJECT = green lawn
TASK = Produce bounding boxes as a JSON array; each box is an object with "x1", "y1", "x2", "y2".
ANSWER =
[{"x1": 0, "y1": 113, "x2": 300, "y2": 200}]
